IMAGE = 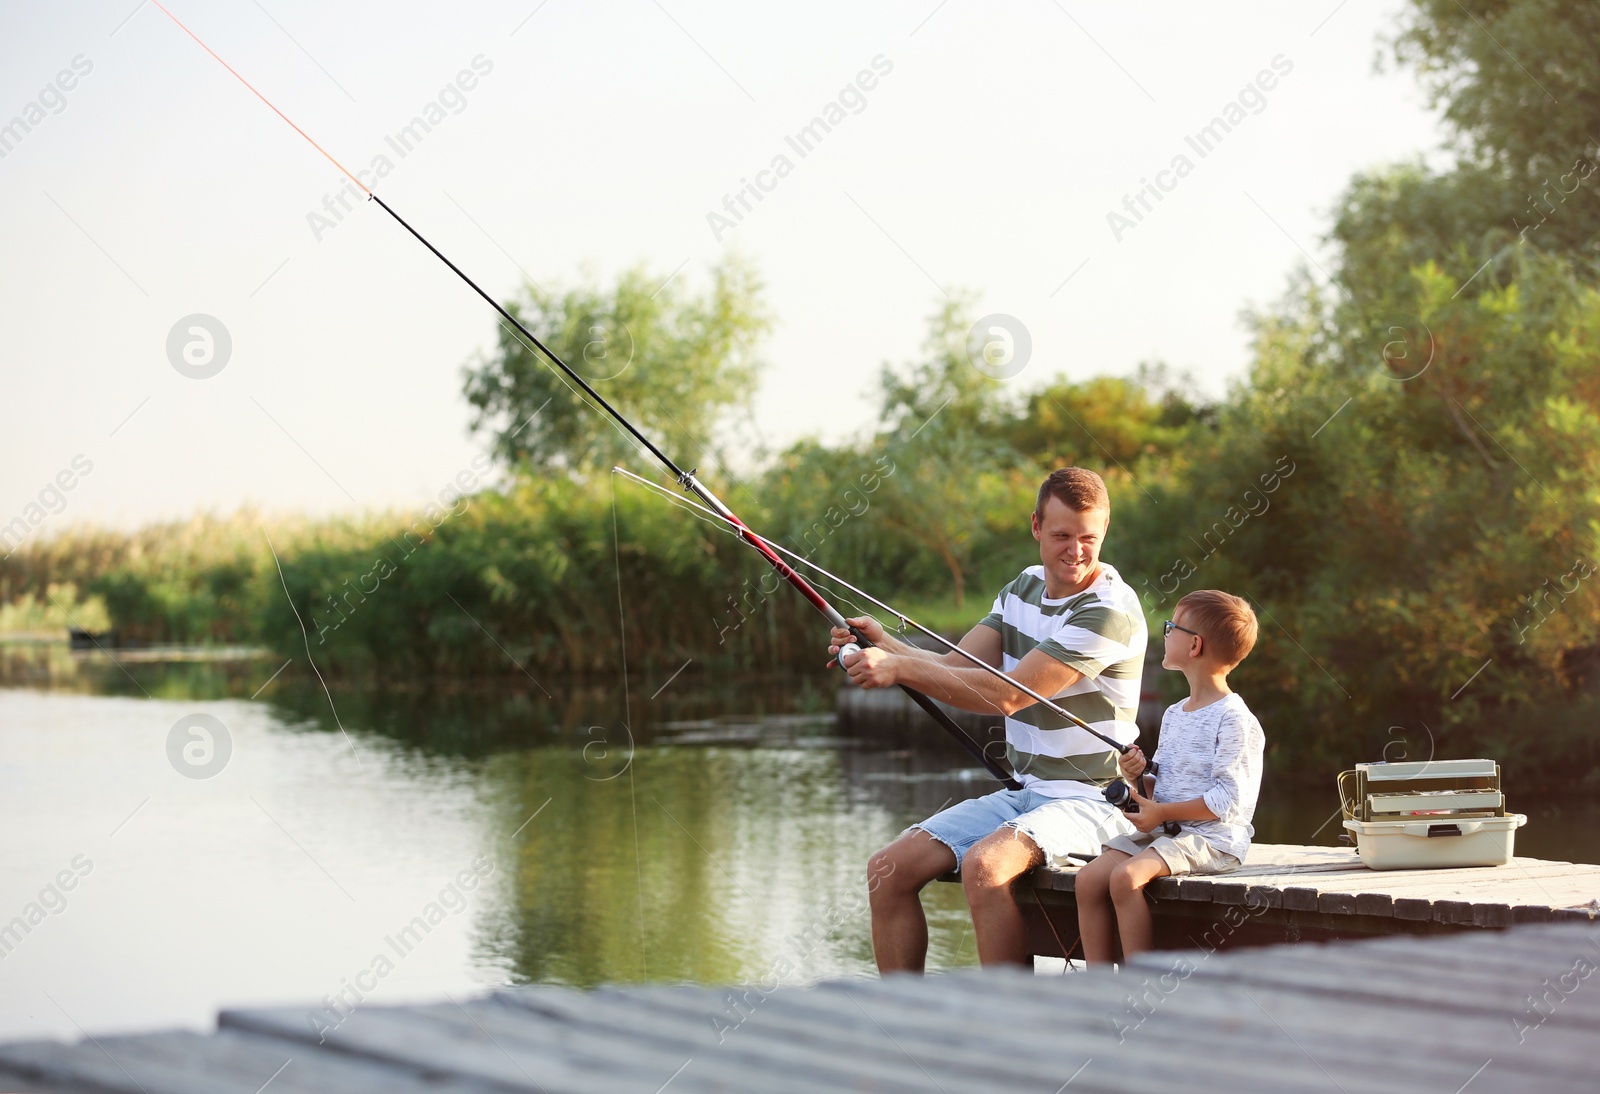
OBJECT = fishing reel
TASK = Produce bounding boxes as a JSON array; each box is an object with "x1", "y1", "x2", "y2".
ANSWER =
[{"x1": 1105, "y1": 755, "x2": 1181, "y2": 838}]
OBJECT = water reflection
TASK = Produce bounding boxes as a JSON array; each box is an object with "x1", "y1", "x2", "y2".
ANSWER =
[{"x1": 1, "y1": 642, "x2": 1592, "y2": 1043}]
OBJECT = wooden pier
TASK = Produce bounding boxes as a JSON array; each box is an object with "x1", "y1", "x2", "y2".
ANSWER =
[
  {"x1": 2, "y1": 918, "x2": 1598, "y2": 1092},
  {"x1": 999, "y1": 843, "x2": 1600, "y2": 958}
]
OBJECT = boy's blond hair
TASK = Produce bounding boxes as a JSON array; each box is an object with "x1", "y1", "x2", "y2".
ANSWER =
[{"x1": 1175, "y1": 590, "x2": 1258, "y2": 668}]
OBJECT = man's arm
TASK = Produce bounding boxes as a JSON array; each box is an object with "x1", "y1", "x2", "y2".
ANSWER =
[
  {"x1": 829, "y1": 617, "x2": 1002, "y2": 668},
  {"x1": 844, "y1": 643, "x2": 1083, "y2": 717}
]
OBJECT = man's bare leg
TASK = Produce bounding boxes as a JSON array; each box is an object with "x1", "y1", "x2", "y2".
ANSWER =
[
  {"x1": 867, "y1": 829, "x2": 957, "y2": 974},
  {"x1": 1074, "y1": 848, "x2": 1130, "y2": 965},
  {"x1": 961, "y1": 827, "x2": 1045, "y2": 968},
  {"x1": 1109, "y1": 848, "x2": 1171, "y2": 960}
]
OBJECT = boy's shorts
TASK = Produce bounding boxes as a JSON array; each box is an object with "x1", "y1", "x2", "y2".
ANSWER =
[
  {"x1": 911, "y1": 788, "x2": 1136, "y2": 871},
  {"x1": 1102, "y1": 830, "x2": 1241, "y2": 877}
]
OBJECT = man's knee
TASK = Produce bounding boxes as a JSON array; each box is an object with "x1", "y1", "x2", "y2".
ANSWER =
[
  {"x1": 867, "y1": 835, "x2": 947, "y2": 901},
  {"x1": 867, "y1": 847, "x2": 907, "y2": 899},
  {"x1": 962, "y1": 829, "x2": 1039, "y2": 898}
]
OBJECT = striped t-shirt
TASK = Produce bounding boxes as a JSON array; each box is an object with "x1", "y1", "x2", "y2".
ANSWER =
[{"x1": 977, "y1": 563, "x2": 1146, "y2": 799}]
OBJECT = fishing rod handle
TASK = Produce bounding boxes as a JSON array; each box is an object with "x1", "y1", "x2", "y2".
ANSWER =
[
  {"x1": 1133, "y1": 760, "x2": 1180, "y2": 838},
  {"x1": 838, "y1": 633, "x2": 1022, "y2": 791}
]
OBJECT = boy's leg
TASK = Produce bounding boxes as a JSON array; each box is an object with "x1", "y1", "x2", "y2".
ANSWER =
[
  {"x1": 867, "y1": 829, "x2": 957, "y2": 974},
  {"x1": 960, "y1": 827, "x2": 1045, "y2": 967},
  {"x1": 1074, "y1": 849, "x2": 1130, "y2": 966},
  {"x1": 1108, "y1": 848, "x2": 1172, "y2": 960}
]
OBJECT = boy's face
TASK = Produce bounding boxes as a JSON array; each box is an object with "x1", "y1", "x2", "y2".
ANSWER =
[
  {"x1": 1162, "y1": 606, "x2": 1204, "y2": 670},
  {"x1": 1031, "y1": 498, "x2": 1108, "y2": 596}
]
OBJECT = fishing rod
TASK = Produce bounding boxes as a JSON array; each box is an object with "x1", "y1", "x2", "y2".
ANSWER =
[
  {"x1": 612, "y1": 467, "x2": 1135, "y2": 757},
  {"x1": 145, "y1": 1, "x2": 1019, "y2": 791},
  {"x1": 616, "y1": 467, "x2": 1182, "y2": 835}
]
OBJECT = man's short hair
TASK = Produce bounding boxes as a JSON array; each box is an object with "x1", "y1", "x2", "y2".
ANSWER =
[
  {"x1": 1175, "y1": 589, "x2": 1258, "y2": 668},
  {"x1": 1035, "y1": 468, "x2": 1110, "y2": 519}
]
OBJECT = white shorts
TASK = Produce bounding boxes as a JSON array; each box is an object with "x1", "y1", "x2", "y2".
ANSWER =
[{"x1": 1102, "y1": 829, "x2": 1241, "y2": 876}]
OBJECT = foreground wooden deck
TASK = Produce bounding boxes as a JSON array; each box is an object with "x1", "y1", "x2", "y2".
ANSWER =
[
  {"x1": 999, "y1": 843, "x2": 1600, "y2": 958},
  {"x1": 3, "y1": 920, "x2": 1598, "y2": 1092}
]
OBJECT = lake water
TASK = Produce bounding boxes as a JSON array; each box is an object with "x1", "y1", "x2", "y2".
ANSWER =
[{"x1": 1, "y1": 643, "x2": 1593, "y2": 1041}]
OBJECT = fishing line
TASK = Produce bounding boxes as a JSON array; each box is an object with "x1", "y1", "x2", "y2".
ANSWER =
[
  {"x1": 149, "y1": 2, "x2": 1017, "y2": 788},
  {"x1": 612, "y1": 466, "x2": 1028, "y2": 716}
]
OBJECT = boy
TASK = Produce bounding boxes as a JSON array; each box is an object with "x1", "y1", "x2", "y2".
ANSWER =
[{"x1": 1075, "y1": 589, "x2": 1264, "y2": 964}]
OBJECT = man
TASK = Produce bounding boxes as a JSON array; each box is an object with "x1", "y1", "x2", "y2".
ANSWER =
[{"x1": 832, "y1": 467, "x2": 1144, "y2": 971}]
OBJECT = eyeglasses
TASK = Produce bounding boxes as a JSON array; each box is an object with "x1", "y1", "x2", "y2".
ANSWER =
[{"x1": 1163, "y1": 620, "x2": 1202, "y2": 639}]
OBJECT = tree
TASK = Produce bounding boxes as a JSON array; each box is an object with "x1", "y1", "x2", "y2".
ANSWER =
[
  {"x1": 1010, "y1": 363, "x2": 1209, "y2": 472},
  {"x1": 1394, "y1": 1, "x2": 1600, "y2": 222},
  {"x1": 867, "y1": 296, "x2": 1031, "y2": 608},
  {"x1": 462, "y1": 259, "x2": 770, "y2": 476}
]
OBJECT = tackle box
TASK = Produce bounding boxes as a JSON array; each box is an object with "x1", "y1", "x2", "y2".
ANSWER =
[{"x1": 1337, "y1": 758, "x2": 1526, "y2": 870}]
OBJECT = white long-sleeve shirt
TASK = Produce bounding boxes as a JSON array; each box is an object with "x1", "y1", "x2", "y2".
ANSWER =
[{"x1": 1151, "y1": 692, "x2": 1265, "y2": 862}]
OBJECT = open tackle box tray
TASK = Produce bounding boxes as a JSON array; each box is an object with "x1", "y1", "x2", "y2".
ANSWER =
[{"x1": 1337, "y1": 758, "x2": 1526, "y2": 870}]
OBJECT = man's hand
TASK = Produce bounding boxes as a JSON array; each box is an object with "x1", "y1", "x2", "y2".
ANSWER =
[
  {"x1": 844, "y1": 646, "x2": 897, "y2": 689},
  {"x1": 828, "y1": 615, "x2": 885, "y2": 657},
  {"x1": 1119, "y1": 747, "x2": 1147, "y2": 780},
  {"x1": 1127, "y1": 788, "x2": 1166, "y2": 834}
]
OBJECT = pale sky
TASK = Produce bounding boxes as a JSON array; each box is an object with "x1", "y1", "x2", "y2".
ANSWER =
[{"x1": 0, "y1": 0, "x2": 1448, "y2": 532}]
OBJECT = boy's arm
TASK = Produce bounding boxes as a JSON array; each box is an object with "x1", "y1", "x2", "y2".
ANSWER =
[{"x1": 1133, "y1": 794, "x2": 1218, "y2": 827}]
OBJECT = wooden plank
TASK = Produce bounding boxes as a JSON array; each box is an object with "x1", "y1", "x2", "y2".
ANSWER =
[
  {"x1": 1244, "y1": 861, "x2": 1595, "y2": 895},
  {"x1": 1394, "y1": 895, "x2": 1435, "y2": 921},
  {"x1": 879, "y1": 966, "x2": 1594, "y2": 1092},
  {"x1": 0, "y1": 1028, "x2": 495, "y2": 1094},
  {"x1": 1267, "y1": 865, "x2": 1600, "y2": 903},
  {"x1": 1168, "y1": 877, "x2": 1214, "y2": 902},
  {"x1": 512, "y1": 988, "x2": 1015, "y2": 1094},
  {"x1": 228, "y1": 995, "x2": 708, "y2": 1094},
  {"x1": 499, "y1": 982, "x2": 1092, "y2": 1094},
  {"x1": 1281, "y1": 886, "x2": 1320, "y2": 912},
  {"x1": 1209, "y1": 881, "x2": 1252, "y2": 905},
  {"x1": 1131, "y1": 925, "x2": 1600, "y2": 1027},
  {"x1": 521, "y1": 977, "x2": 1246, "y2": 1094},
  {"x1": 1317, "y1": 891, "x2": 1359, "y2": 915},
  {"x1": 227, "y1": 994, "x2": 881, "y2": 1094},
  {"x1": 612, "y1": 978, "x2": 1170, "y2": 1094},
  {"x1": 1018, "y1": 847, "x2": 1600, "y2": 952},
  {"x1": 1126, "y1": 975, "x2": 1599, "y2": 1091},
  {"x1": 1355, "y1": 892, "x2": 1394, "y2": 916},
  {"x1": 807, "y1": 973, "x2": 1436, "y2": 1094},
  {"x1": 1011, "y1": 936, "x2": 1600, "y2": 1086},
  {"x1": 1188, "y1": 865, "x2": 1594, "y2": 904}
]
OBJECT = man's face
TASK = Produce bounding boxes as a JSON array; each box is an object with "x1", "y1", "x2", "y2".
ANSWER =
[{"x1": 1031, "y1": 497, "x2": 1109, "y2": 593}]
